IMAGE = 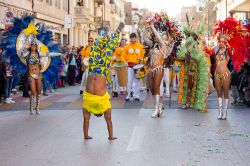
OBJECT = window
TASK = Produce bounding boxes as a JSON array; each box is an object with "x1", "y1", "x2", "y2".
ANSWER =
[
  {"x1": 55, "y1": 0, "x2": 60, "y2": 8},
  {"x1": 46, "y1": 0, "x2": 52, "y2": 6}
]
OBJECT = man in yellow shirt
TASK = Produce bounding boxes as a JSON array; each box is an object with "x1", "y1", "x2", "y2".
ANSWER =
[
  {"x1": 80, "y1": 37, "x2": 93, "y2": 94},
  {"x1": 112, "y1": 38, "x2": 127, "y2": 97},
  {"x1": 120, "y1": 33, "x2": 145, "y2": 101}
]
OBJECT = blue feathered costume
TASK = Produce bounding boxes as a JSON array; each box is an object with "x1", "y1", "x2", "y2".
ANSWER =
[{"x1": 0, "y1": 15, "x2": 62, "y2": 84}]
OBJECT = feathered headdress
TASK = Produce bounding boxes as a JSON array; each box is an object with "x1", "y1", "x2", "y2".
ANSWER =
[
  {"x1": 145, "y1": 12, "x2": 181, "y2": 40},
  {"x1": 145, "y1": 12, "x2": 183, "y2": 58},
  {"x1": 214, "y1": 17, "x2": 246, "y2": 40}
]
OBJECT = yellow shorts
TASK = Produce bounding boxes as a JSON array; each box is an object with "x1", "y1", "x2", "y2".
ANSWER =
[{"x1": 83, "y1": 91, "x2": 111, "y2": 114}]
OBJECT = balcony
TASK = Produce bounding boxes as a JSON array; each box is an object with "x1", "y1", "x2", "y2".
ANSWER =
[
  {"x1": 74, "y1": 6, "x2": 89, "y2": 17},
  {"x1": 74, "y1": 6, "x2": 91, "y2": 24}
]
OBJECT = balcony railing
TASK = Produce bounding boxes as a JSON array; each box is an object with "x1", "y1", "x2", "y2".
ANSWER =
[{"x1": 74, "y1": 6, "x2": 89, "y2": 17}]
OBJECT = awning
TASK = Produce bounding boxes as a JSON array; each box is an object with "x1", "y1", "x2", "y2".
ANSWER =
[{"x1": 228, "y1": 0, "x2": 250, "y2": 12}]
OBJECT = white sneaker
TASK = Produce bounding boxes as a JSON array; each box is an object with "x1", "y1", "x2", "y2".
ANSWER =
[
  {"x1": 12, "y1": 89, "x2": 17, "y2": 94},
  {"x1": 9, "y1": 99, "x2": 15, "y2": 103},
  {"x1": 4, "y1": 98, "x2": 11, "y2": 104},
  {"x1": 125, "y1": 97, "x2": 130, "y2": 101}
]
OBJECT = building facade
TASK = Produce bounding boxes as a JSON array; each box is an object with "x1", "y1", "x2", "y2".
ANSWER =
[
  {"x1": 33, "y1": 0, "x2": 69, "y2": 45},
  {"x1": 0, "y1": 0, "x2": 126, "y2": 47},
  {"x1": 0, "y1": 0, "x2": 68, "y2": 45},
  {"x1": 180, "y1": 6, "x2": 203, "y2": 29},
  {"x1": 215, "y1": 0, "x2": 250, "y2": 22},
  {"x1": 110, "y1": 0, "x2": 125, "y2": 32},
  {"x1": 71, "y1": 0, "x2": 95, "y2": 47},
  {"x1": 0, "y1": 0, "x2": 33, "y2": 42}
]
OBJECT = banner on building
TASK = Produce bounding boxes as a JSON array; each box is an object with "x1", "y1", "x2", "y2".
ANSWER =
[{"x1": 65, "y1": 15, "x2": 73, "y2": 28}]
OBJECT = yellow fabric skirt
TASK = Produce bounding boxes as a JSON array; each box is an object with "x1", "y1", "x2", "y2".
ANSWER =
[{"x1": 83, "y1": 91, "x2": 111, "y2": 114}]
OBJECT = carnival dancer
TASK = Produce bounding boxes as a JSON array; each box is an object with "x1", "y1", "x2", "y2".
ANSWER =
[
  {"x1": 82, "y1": 22, "x2": 124, "y2": 140},
  {"x1": 0, "y1": 16, "x2": 62, "y2": 115},
  {"x1": 120, "y1": 33, "x2": 145, "y2": 101},
  {"x1": 80, "y1": 37, "x2": 94, "y2": 94},
  {"x1": 213, "y1": 17, "x2": 248, "y2": 120},
  {"x1": 143, "y1": 13, "x2": 180, "y2": 117},
  {"x1": 112, "y1": 38, "x2": 127, "y2": 96},
  {"x1": 177, "y1": 19, "x2": 210, "y2": 112}
]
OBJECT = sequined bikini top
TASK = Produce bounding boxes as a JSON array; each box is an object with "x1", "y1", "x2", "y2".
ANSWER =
[
  {"x1": 215, "y1": 48, "x2": 229, "y2": 61},
  {"x1": 28, "y1": 53, "x2": 41, "y2": 65}
]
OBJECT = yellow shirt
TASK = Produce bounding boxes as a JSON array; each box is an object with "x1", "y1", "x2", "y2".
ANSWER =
[
  {"x1": 120, "y1": 42, "x2": 145, "y2": 64},
  {"x1": 81, "y1": 46, "x2": 91, "y2": 58}
]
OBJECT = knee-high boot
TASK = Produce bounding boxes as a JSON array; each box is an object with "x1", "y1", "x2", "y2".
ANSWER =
[
  {"x1": 222, "y1": 99, "x2": 229, "y2": 120},
  {"x1": 152, "y1": 95, "x2": 160, "y2": 118},
  {"x1": 159, "y1": 96, "x2": 164, "y2": 116},
  {"x1": 36, "y1": 94, "x2": 41, "y2": 115},
  {"x1": 217, "y1": 98, "x2": 223, "y2": 120},
  {"x1": 29, "y1": 95, "x2": 35, "y2": 115}
]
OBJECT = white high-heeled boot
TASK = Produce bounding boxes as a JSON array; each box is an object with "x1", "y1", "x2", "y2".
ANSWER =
[
  {"x1": 30, "y1": 95, "x2": 35, "y2": 115},
  {"x1": 152, "y1": 95, "x2": 160, "y2": 118},
  {"x1": 159, "y1": 96, "x2": 164, "y2": 116},
  {"x1": 217, "y1": 98, "x2": 223, "y2": 120},
  {"x1": 222, "y1": 99, "x2": 229, "y2": 120},
  {"x1": 35, "y1": 94, "x2": 41, "y2": 115}
]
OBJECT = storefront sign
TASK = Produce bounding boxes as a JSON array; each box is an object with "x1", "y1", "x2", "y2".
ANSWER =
[
  {"x1": 3, "y1": 8, "x2": 33, "y2": 30},
  {"x1": 5, "y1": 10, "x2": 14, "y2": 29}
]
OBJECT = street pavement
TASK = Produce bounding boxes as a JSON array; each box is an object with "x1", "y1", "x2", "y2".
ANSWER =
[{"x1": 0, "y1": 85, "x2": 250, "y2": 166}]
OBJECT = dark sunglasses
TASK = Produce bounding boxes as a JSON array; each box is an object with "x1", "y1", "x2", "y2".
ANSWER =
[{"x1": 88, "y1": 40, "x2": 93, "y2": 42}]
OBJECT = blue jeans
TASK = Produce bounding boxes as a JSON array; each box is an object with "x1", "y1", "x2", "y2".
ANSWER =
[
  {"x1": 12, "y1": 74, "x2": 20, "y2": 90},
  {"x1": 42, "y1": 78, "x2": 49, "y2": 92},
  {"x1": 3, "y1": 76, "x2": 13, "y2": 99},
  {"x1": 0, "y1": 75, "x2": 3, "y2": 100}
]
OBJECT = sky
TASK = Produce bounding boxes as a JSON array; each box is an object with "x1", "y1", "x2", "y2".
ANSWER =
[{"x1": 127, "y1": 0, "x2": 198, "y2": 17}]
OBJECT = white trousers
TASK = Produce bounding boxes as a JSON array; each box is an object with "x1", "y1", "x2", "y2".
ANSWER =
[
  {"x1": 80, "y1": 68, "x2": 88, "y2": 91},
  {"x1": 112, "y1": 74, "x2": 119, "y2": 92},
  {"x1": 172, "y1": 72, "x2": 179, "y2": 91},
  {"x1": 112, "y1": 71, "x2": 127, "y2": 93},
  {"x1": 160, "y1": 68, "x2": 170, "y2": 96},
  {"x1": 127, "y1": 67, "x2": 141, "y2": 99}
]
